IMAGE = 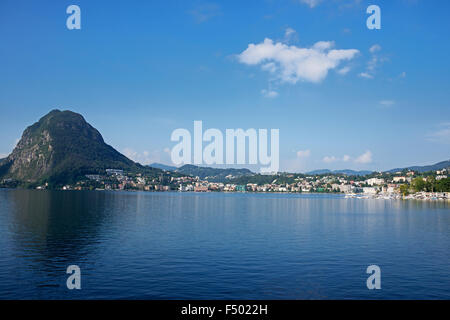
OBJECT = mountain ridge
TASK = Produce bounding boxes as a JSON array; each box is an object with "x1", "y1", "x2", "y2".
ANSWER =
[
  {"x1": 386, "y1": 160, "x2": 450, "y2": 173},
  {"x1": 175, "y1": 164, "x2": 254, "y2": 182},
  {"x1": 148, "y1": 163, "x2": 178, "y2": 171},
  {"x1": 0, "y1": 109, "x2": 162, "y2": 186},
  {"x1": 305, "y1": 160, "x2": 450, "y2": 176}
]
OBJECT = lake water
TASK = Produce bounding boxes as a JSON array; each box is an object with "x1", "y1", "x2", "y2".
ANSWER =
[{"x1": 0, "y1": 189, "x2": 448, "y2": 299}]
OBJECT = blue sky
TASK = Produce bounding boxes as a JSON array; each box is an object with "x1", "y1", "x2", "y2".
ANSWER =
[{"x1": 0, "y1": 0, "x2": 449, "y2": 172}]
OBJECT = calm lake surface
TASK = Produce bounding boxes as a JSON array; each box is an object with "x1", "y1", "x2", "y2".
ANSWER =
[{"x1": 0, "y1": 189, "x2": 448, "y2": 299}]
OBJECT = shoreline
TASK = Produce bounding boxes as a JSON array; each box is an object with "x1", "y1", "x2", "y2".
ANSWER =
[
  {"x1": 345, "y1": 192, "x2": 450, "y2": 201},
  {"x1": 1, "y1": 187, "x2": 449, "y2": 201}
]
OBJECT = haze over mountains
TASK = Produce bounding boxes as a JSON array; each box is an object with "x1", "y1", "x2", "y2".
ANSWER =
[
  {"x1": 149, "y1": 163, "x2": 177, "y2": 171},
  {"x1": 305, "y1": 169, "x2": 373, "y2": 176},
  {"x1": 150, "y1": 162, "x2": 450, "y2": 177},
  {"x1": 386, "y1": 160, "x2": 450, "y2": 173},
  {"x1": 1, "y1": 110, "x2": 449, "y2": 187}
]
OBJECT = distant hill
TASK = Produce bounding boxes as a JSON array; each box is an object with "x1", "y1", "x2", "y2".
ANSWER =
[
  {"x1": 2, "y1": 109, "x2": 448, "y2": 188},
  {"x1": 305, "y1": 160, "x2": 450, "y2": 176},
  {"x1": 148, "y1": 163, "x2": 177, "y2": 171},
  {"x1": 0, "y1": 109, "x2": 162, "y2": 186},
  {"x1": 386, "y1": 160, "x2": 450, "y2": 173},
  {"x1": 175, "y1": 164, "x2": 253, "y2": 182},
  {"x1": 306, "y1": 169, "x2": 373, "y2": 176}
]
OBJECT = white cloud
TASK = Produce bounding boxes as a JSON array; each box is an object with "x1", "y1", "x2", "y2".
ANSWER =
[
  {"x1": 284, "y1": 28, "x2": 298, "y2": 43},
  {"x1": 359, "y1": 72, "x2": 373, "y2": 79},
  {"x1": 369, "y1": 44, "x2": 382, "y2": 53},
  {"x1": 380, "y1": 100, "x2": 395, "y2": 108},
  {"x1": 379, "y1": 100, "x2": 395, "y2": 107},
  {"x1": 123, "y1": 148, "x2": 171, "y2": 165},
  {"x1": 0, "y1": 153, "x2": 7, "y2": 159},
  {"x1": 261, "y1": 62, "x2": 277, "y2": 73},
  {"x1": 297, "y1": 149, "x2": 311, "y2": 158},
  {"x1": 321, "y1": 152, "x2": 372, "y2": 165},
  {"x1": 367, "y1": 56, "x2": 379, "y2": 72},
  {"x1": 337, "y1": 66, "x2": 351, "y2": 75},
  {"x1": 399, "y1": 71, "x2": 406, "y2": 78},
  {"x1": 261, "y1": 89, "x2": 278, "y2": 98},
  {"x1": 355, "y1": 151, "x2": 372, "y2": 164},
  {"x1": 300, "y1": 0, "x2": 322, "y2": 8},
  {"x1": 285, "y1": 28, "x2": 296, "y2": 37},
  {"x1": 237, "y1": 37, "x2": 359, "y2": 84},
  {"x1": 123, "y1": 148, "x2": 141, "y2": 162},
  {"x1": 427, "y1": 123, "x2": 450, "y2": 144},
  {"x1": 360, "y1": 45, "x2": 387, "y2": 79},
  {"x1": 323, "y1": 156, "x2": 338, "y2": 163},
  {"x1": 281, "y1": 149, "x2": 312, "y2": 172}
]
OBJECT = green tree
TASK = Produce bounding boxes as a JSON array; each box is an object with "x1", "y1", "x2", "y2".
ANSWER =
[
  {"x1": 425, "y1": 176, "x2": 436, "y2": 192},
  {"x1": 436, "y1": 178, "x2": 450, "y2": 192},
  {"x1": 411, "y1": 177, "x2": 426, "y2": 192},
  {"x1": 399, "y1": 184, "x2": 410, "y2": 196}
]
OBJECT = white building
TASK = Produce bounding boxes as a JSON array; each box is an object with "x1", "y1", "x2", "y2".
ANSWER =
[
  {"x1": 363, "y1": 187, "x2": 378, "y2": 194},
  {"x1": 339, "y1": 185, "x2": 353, "y2": 193},
  {"x1": 366, "y1": 178, "x2": 385, "y2": 186}
]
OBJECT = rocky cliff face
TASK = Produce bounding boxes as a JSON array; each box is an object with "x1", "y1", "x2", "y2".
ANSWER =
[
  {"x1": 0, "y1": 109, "x2": 139, "y2": 184},
  {"x1": 7, "y1": 122, "x2": 54, "y2": 181}
]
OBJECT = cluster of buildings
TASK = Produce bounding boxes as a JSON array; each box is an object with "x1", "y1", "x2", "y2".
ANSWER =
[
  {"x1": 63, "y1": 169, "x2": 173, "y2": 191},
  {"x1": 174, "y1": 169, "x2": 449, "y2": 200},
  {"x1": 40, "y1": 167, "x2": 450, "y2": 201}
]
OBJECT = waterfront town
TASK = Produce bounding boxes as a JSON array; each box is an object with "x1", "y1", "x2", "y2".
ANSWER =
[{"x1": 6, "y1": 166, "x2": 447, "y2": 201}]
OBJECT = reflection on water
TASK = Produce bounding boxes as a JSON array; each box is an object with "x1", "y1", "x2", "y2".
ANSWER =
[
  {"x1": 0, "y1": 190, "x2": 449, "y2": 299},
  {"x1": 9, "y1": 191, "x2": 108, "y2": 258}
]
